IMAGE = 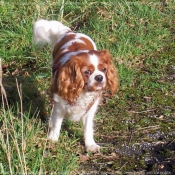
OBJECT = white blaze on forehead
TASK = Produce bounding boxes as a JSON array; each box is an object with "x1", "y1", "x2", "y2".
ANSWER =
[{"x1": 89, "y1": 54, "x2": 99, "y2": 70}]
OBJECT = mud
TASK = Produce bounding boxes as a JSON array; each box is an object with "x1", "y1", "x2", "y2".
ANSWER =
[{"x1": 116, "y1": 132, "x2": 175, "y2": 173}]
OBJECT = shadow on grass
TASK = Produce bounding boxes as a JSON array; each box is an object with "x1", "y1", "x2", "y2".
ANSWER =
[{"x1": 1, "y1": 75, "x2": 48, "y2": 122}]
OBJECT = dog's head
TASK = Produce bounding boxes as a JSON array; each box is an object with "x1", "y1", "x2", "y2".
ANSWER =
[{"x1": 54, "y1": 50, "x2": 118, "y2": 103}]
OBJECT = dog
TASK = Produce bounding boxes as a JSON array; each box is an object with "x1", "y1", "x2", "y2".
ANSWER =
[{"x1": 33, "y1": 19, "x2": 118, "y2": 152}]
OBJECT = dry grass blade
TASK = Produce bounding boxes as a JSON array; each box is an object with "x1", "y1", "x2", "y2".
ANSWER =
[
  {"x1": 16, "y1": 79, "x2": 27, "y2": 174},
  {"x1": 38, "y1": 107, "x2": 53, "y2": 175},
  {"x1": 0, "y1": 58, "x2": 7, "y2": 100},
  {"x1": 0, "y1": 58, "x2": 13, "y2": 175},
  {"x1": 60, "y1": 0, "x2": 65, "y2": 21}
]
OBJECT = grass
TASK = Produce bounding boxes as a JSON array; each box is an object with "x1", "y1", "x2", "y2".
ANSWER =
[{"x1": 0, "y1": 0, "x2": 175, "y2": 174}]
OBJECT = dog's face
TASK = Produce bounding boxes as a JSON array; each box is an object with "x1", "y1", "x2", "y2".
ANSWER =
[
  {"x1": 56, "y1": 50, "x2": 118, "y2": 103},
  {"x1": 81, "y1": 51, "x2": 107, "y2": 92}
]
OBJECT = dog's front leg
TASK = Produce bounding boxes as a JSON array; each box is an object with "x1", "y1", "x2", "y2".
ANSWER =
[
  {"x1": 82, "y1": 99, "x2": 100, "y2": 153},
  {"x1": 48, "y1": 102, "x2": 65, "y2": 142}
]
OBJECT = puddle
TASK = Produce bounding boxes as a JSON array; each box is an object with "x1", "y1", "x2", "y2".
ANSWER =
[
  {"x1": 78, "y1": 132, "x2": 175, "y2": 174},
  {"x1": 116, "y1": 133, "x2": 175, "y2": 173}
]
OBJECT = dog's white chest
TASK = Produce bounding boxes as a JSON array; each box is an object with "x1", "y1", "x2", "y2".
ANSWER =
[{"x1": 53, "y1": 92, "x2": 100, "y2": 121}]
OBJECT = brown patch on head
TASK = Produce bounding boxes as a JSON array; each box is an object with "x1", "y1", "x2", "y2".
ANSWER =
[
  {"x1": 75, "y1": 52, "x2": 96, "y2": 87},
  {"x1": 99, "y1": 50, "x2": 119, "y2": 95}
]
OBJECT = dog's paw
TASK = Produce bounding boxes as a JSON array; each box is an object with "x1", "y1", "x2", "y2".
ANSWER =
[
  {"x1": 86, "y1": 144, "x2": 100, "y2": 153},
  {"x1": 47, "y1": 130, "x2": 59, "y2": 142}
]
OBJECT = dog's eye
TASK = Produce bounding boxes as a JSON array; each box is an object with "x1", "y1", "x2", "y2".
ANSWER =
[
  {"x1": 84, "y1": 70, "x2": 91, "y2": 75},
  {"x1": 101, "y1": 67, "x2": 107, "y2": 72}
]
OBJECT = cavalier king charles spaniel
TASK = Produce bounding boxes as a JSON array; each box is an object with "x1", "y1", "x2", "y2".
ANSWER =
[{"x1": 33, "y1": 19, "x2": 118, "y2": 152}]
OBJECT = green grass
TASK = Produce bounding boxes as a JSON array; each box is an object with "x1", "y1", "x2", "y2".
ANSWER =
[{"x1": 0, "y1": 0, "x2": 175, "y2": 174}]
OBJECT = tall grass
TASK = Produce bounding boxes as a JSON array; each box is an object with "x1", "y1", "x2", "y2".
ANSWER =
[{"x1": 0, "y1": 80, "x2": 78, "y2": 174}]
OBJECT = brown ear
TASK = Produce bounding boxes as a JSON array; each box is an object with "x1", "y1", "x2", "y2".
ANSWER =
[
  {"x1": 100, "y1": 50, "x2": 119, "y2": 95},
  {"x1": 57, "y1": 57, "x2": 84, "y2": 103}
]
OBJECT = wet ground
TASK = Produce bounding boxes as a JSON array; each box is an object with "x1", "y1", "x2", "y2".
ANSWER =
[{"x1": 79, "y1": 132, "x2": 175, "y2": 174}]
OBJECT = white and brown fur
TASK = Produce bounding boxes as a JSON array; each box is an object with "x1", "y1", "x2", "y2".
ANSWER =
[{"x1": 33, "y1": 19, "x2": 118, "y2": 152}]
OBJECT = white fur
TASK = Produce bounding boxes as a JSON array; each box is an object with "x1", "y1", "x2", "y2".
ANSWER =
[
  {"x1": 89, "y1": 54, "x2": 99, "y2": 68},
  {"x1": 33, "y1": 19, "x2": 71, "y2": 46}
]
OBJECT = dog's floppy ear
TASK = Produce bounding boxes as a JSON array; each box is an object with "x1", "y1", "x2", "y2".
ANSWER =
[
  {"x1": 57, "y1": 57, "x2": 84, "y2": 103},
  {"x1": 100, "y1": 50, "x2": 119, "y2": 95}
]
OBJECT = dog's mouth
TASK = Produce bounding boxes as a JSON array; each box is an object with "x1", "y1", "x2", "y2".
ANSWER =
[
  {"x1": 84, "y1": 82, "x2": 105, "y2": 92},
  {"x1": 96, "y1": 83, "x2": 105, "y2": 90}
]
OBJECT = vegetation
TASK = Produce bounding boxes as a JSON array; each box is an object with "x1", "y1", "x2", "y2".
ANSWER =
[{"x1": 0, "y1": 0, "x2": 174, "y2": 174}]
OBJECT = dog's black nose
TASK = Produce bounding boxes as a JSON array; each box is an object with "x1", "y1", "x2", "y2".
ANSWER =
[{"x1": 95, "y1": 75, "x2": 103, "y2": 82}]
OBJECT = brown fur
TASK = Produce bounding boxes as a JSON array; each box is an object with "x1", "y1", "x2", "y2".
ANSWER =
[
  {"x1": 100, "y1": 50, "x2": 119, "y2": 95},
  {"x1": 56, "y1": 56, "x2": 84, "y2": 103}
]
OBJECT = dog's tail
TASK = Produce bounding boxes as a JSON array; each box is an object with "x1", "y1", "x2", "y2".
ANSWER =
[{"x1": 33, "y1": 19, "x2": 71, "y2": 46}]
